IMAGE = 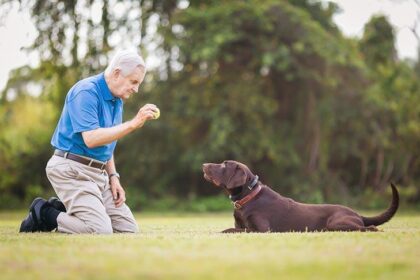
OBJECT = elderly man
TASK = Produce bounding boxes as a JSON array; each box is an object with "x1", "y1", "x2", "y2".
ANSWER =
[{"x1": 20, "y1": 50, "x2": 158, "y2": 234}]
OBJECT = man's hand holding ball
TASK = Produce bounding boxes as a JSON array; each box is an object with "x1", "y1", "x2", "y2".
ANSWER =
[{"x1": 131, "y1": 104, "x2": 160, "y2": 129}]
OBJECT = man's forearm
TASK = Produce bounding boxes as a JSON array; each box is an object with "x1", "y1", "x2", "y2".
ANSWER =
[
  {"x1": 82, "y1": 120, "x2": 138, "y2": 148},
  {"x1": 82, "y1": 103, "x2": 157, "y2": 148}
]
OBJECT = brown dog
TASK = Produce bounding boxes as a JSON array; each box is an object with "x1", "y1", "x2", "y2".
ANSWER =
[{"x1": 202, "y1": 160, "x2": 399, "y2": 233}]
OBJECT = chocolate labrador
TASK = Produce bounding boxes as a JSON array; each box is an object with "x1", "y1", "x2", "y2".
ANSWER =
[{"x1": 202, "y1": 160, "x2": 399, "y2": 233}]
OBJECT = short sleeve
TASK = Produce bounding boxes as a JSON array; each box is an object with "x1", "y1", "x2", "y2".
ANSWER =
[{"x1": 67, "y1": 90, "x2": 100, "y2": 133}]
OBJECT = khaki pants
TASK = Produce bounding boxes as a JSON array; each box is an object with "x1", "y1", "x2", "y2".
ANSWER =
[{"x1": 46, "y1": 155, "x2": 139, "y2": 234}]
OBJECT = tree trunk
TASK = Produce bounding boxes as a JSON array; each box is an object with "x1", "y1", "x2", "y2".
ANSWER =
[
  {"x1": 305, "y1": 90, "x2": 320, "y2": 174},
  {"x1": 359, "y1": 156, "x2": 368, "y2": 188},
  {"x1": 373, "y1": 149, "x2": 384, "y2": 190}
]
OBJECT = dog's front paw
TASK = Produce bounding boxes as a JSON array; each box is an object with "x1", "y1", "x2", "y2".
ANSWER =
[{"x1": 221, "y1": 228, "x2": 246, "y2": 233}]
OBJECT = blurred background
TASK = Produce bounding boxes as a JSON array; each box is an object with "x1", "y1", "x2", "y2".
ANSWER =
[{"x1": 0, "y1": 0, "x2": 419, "y2": 211}]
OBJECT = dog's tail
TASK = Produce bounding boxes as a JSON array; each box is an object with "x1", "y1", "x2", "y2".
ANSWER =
[{"x1": 361, "y1": 183, "x2": 399, "y2": 227}]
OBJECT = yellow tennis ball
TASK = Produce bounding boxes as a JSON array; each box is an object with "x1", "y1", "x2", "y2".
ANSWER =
[{"x1": 154, "y1": 108, "x2": 160, "y2": 119}]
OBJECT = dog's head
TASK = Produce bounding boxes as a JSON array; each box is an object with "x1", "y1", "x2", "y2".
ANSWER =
[{"x1": 202, "y1": 160, "x2": 255, "y2": 189}]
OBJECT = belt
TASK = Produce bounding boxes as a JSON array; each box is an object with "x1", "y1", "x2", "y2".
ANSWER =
[{"x1": 54, "y1": 150, "x2": 107, "y2": 170}]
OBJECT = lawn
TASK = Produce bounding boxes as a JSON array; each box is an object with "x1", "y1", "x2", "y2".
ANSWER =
[{"x1": 0, "y1": 211, "x2": 419, "y2": 280}]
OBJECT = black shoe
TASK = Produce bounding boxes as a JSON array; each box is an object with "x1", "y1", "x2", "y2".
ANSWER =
[
  {"x1": 19, "y1": 212, "x2": 37, "y2": 232},
  {"x1": 48, "y1": 197, "x2": 66, "y2": 212},
  {"x1": 19, "y1": 197, "x2": 47, "y2": 232}
]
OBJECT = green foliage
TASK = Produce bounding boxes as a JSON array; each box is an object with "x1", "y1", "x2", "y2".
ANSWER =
[
  {"x1": 133, "y1": 0, "x2": 371, "y2": 196},
  {"x1": 0, "y1": 96, "x2": 56, "y2": 198},
  {"x1": 360, "y1": 15, "x2": 397, "y2": 68}
]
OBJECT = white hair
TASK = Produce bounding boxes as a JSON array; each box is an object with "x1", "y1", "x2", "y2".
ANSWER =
[{"x1": 105, "y1": 49, "x2": 146, "y2": 76}]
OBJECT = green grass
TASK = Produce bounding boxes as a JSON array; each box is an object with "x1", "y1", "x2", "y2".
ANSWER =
[{"x1": 1, "y1": 211, "x2": 420, "y2": 280}]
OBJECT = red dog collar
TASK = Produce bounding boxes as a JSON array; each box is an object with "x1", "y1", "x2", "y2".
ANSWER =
[{"x1": 232, "y1": 184, "x2": 262, "y2": 209}]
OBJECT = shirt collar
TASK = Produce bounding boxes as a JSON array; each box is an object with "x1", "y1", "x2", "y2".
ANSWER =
[{"x1": 98, "y1": 72, "x2": 118, "y2": 101}]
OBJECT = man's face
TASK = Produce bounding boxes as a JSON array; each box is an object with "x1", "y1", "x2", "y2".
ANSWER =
[{"x1": 112, "y1": 67, "x2": 145, "y2": 100}]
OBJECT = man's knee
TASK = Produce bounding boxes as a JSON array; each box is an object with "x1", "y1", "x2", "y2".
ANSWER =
[
  {"x1": 89, "y1": 223, "x2": 113, "y2": 234},
  {"x1": 127, "y1": 223, "x2": 140, "y2": 233},
  {"x1": 83, "y1": 218, "x2": 113, "y2": 234},
  {"x1": 113, "y1": 220, "x2": 140, "y2": 233}
]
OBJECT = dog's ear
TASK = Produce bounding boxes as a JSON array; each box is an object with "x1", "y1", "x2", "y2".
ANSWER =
[{"x1": 225, "y1": 167, "x2": 247, "y2": 189}]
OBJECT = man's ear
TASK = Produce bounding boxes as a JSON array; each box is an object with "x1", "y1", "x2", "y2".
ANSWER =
[
  {"x1": 226, "y1": 168, "x2": 247, "y2": 189},
  {"x1": 112, "y1": 68, "x2": 121, "y2": 80}
]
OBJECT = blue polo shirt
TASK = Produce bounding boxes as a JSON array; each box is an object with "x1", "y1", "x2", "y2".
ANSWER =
[{"x1": 51, "y1": 73, "x2": 123, "y2": 162}]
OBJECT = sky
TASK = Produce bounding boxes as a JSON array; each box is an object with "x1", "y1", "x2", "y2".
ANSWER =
[
  {"x1": 0, "y1": 0, "x2": 419, "y2": 92},
  {"x1": 330, "y1": 0, "x2": 419, "y2": 58}
]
